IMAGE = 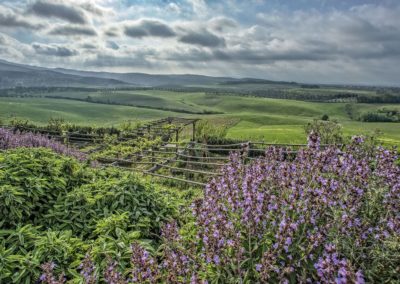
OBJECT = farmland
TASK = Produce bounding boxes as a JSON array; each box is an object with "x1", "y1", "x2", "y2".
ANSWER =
[{"x1": 1, "y1": 87, "x2": 400, "y2": 145}]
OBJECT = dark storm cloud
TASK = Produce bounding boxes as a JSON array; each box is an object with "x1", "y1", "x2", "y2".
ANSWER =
[
  {"x1": 29, "y1": 0, "x2": 87, "y2": 24},
  {"x1": 179, "y1": 29, "x2": 225, "y2": 47},
  {"x1": 48, "y1": 25, "x2": 97, "y2": 36},
  {"x1": 0, "y1": 6, "x2": 42, "y2": 29},
  {"x1": 32, "y1": 43, "x2": 78, "y2": 57},
  {"x1": 124, "y1": 19, "x2": 176, "y2": 38}
]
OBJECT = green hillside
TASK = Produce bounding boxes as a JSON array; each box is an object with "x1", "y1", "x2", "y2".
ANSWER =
[{"x1": 1, "y1": 90, "x2": 399, "y2": 145}]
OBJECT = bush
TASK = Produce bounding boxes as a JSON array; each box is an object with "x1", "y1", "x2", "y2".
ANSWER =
[
  {"x1": 45, "y1": 171, "x2": 176, "y2": 238},
  {"x1": 304, "y1": 119, "x2": 344, "y2": 144},
  {"x1": 0, "y1": 147, "x2": 178, "y2": 283},
  {"x1": 360, "y1": 112, "x2": 399, "y2": 122},
  {"x1": 41, "y1": 136, "x2": 400, "y2": 283},
  {"x1": 0, "y1": 128, "x2": 85, "y2": 160},
  {"x1": 195, "y1": 120, "x2": 228, "y2": 144},
  {"x1": 0, "y1": 148, "x2": 85, "y2": 227}
]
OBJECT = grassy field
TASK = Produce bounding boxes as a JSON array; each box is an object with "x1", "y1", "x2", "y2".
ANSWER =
[
  {"x1": 1, "y1": 90, "x2": 400, "y2": 145},
  {"x1": 0, "y1": 97, "x2": 176, "y2": 125}
]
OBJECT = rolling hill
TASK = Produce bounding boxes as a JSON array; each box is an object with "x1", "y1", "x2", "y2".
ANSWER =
[
  {"x1": 0, "y1": 59, "x2": 290, "y2": 88},
  {"x1": 0, "y1": 59, "x2": 131, "y2": 88}
]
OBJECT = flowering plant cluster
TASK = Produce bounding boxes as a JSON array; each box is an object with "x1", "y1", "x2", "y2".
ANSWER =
[
  {"x1": 41, "y1": 134, "x2": 399, "y2": 283},
  {"x1": 0, "y1": 127, "x2": 85, "y2": 160}
]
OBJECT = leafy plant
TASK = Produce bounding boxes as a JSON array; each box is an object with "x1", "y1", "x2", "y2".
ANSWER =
[
  {"x1": 44, "y1": 135, "x2": 399, "y2": 283},
  {"x1": 0, "y1": 147, "x2": 179, "y2": 283},
  {"x1": 304, "y1": 119, "x2": 344, "y2": 144},
  {"x1": 0, "y1": 148, "x2": 86, "y2": 227}
]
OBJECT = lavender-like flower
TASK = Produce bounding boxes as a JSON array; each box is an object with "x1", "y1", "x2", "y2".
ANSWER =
[
  {"x1": 0, "y1": 128, "x2": 85, "y2": 160},
  {"x1": 39, "y1": 133, "x2": 399, "y2": 282},
  {"x1": 79, "y1": 254, "x2": 97, "y2": 284},
  {"x1": 131, "y1": 242, "x2": 159, "y2": 283},
  {"x1": 39, "y1": 262, "x2": 66, "y2": 284},
  {"x1": 103, "y1": 259, "x2": 126, "y2": 284},
  {"x1": 314, "y1": 244, "x2": 365, "y2": 284}
]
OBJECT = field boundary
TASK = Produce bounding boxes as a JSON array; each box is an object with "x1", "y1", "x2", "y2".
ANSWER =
[{"x1": 2, "y1": 117, "x2": 338, "y2": 186}]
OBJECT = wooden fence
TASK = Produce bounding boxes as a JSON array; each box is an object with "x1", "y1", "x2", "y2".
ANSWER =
[{"x1": 1, "y1": 118, "x2": 334, "y2": 187}]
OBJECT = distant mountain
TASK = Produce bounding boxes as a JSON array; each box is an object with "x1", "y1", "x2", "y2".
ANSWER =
[
  {"x1": 219, "y1": 78, "x2": 297, "y2": 85},
  {"x1": 52, "y1": 68, "x2": 235, "y2": 86},
  {"x1": 0, "y1": 59, "x2": 296, "y2": 88},
  {"x1": 0, "y1": 60, "x2": 130, "y2": 88}
]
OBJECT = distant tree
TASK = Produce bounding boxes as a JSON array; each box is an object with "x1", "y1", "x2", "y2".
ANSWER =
[
  {"x1": 344, "y1": 103, "x2": 357, "y2": 120},
  {"x1": 321, "y1": 114, "x2": 329, "y2": 121}
]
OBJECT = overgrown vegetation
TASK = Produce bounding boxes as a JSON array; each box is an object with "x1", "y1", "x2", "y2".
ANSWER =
[
  {"x1": 304, "y1": 119, "x2": 344, "y2": 144},
  {"x1": 37, "y1": 135, "x2": 399, "y2": 283},
  {"x1": 0, "y1": 148, "x2": 179, "y2": 283},
  {"x1": 360, "y1": 108, "x2": 400, "y2": 122},
  {"x1": 9, "y1": 117, "x2": 125, "y2": 136},
  {"x1": 1, "y1": 118, "x2": 399, "y2": 283}
]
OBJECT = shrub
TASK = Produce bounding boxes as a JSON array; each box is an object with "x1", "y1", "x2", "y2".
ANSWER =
[
  {"x1": 0, "y1": 148, "x2": 178, "y2": 283},
  {"x1": 48, "y1": 135, "x2": 399, "y2": 283},
  {"x1": 360, "y1": 112, "x2": 399, "y2": 122},
  {"x1": 195, "y1": 120, "x2": 228, "y2": 144},
  {"x1": 0, "y1": 148, "x2": 86, "y2": 227},
  {"x1": 304, "y1": 119, "x2": 344, "y2": 144},
  {"x1": 45, "y1": 172, "x2": 177, "y2": 238},
  {"x1": 0, "y1": 128, "x2": 85, "y2": 160}
]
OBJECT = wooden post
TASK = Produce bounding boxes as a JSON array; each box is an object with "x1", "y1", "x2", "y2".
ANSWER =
[
  {"x1": 241, "y1": 142, "x2": 249, "y2": 163},
  {"x1": 192, "y1": 121, "x2": 196, "y2": 141},
  {"x1": 151, "y1": 147, "x2": 155, "y2": 167},
  {"x1": 175, "y1": 129, "x2": 179, "y2": 153}
]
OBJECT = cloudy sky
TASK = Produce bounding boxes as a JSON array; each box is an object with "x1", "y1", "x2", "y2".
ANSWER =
[{"x1": 0, "y1": 0, "x2": 399, "y2": 85}]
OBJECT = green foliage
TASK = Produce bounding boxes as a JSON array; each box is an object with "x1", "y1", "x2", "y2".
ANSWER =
[
  {"x1": 47, "y1": 117, "x2": 66, "y2": 132},
  {"x1": 93, "y1": 212, "x2": 131, "y2": 237},
  {"x1": 321, "y1": 114, "x2": 329, "y2": 121},
  {"x1": 9, "y1": 117, "x2": 37, "y2": 129},
  {"x1": 345, "y1": 103, "x2": 357, "y2": 119},
  {"x1": 0, "y1": 148, "x2": 85, "y2": 227},
  {"x1": 304, "y1": 119, "x2": 344, "y2": 144},
  {"x1": 360, "y1": 109, "x2": 400, "y2": 122},
  {"x1": 0, "y1": 147, "x2": 179, "y2": 282},
  {"x1": 90, "y1": 135, "x2": 162, "y2": 159},
  {"x1": 120, "y1": 120, "x2": 141, "y2": 132},
  {"x1": 195, "y1": 120, "x2": 235, "y2": 144},
  {"x1": 45, "y1": 172, "x2": 176, "y2": 238},
  {"x1": 2, "y1": 90, "x2": 400, "y2": 146}
]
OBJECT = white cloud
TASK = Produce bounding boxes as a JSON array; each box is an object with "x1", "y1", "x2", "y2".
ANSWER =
[
  {"x1": 187, "y1": 0, "x2": 208, "y2": 18},
  {"x1": 166, "y1": 3, "x2": 181, "y2": 14},
  {"x1": 0, "y1": 1, "x2": 399, "y2": 84}
]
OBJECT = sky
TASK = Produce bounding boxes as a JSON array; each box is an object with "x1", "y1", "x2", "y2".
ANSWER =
[{"x1": 0, "y1": 0, "x2": 399, "y2": 85}]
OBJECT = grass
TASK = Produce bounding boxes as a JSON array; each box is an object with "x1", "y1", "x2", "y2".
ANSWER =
[
  {"x1": 1, "y1": 90, "x2": 400, "y2": 145},
  {"x1": 0, "y1": 97, "x2": 178, "y2": 126}
]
